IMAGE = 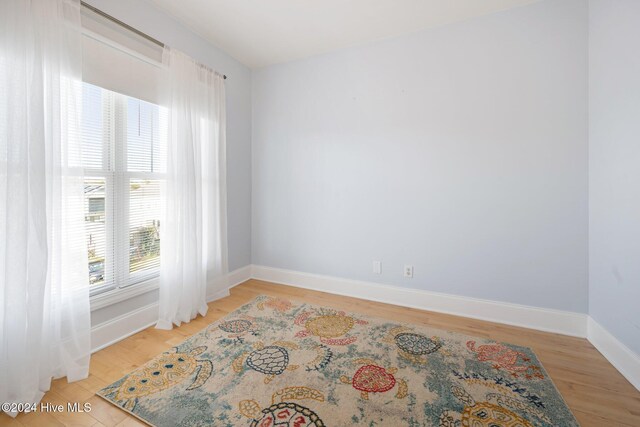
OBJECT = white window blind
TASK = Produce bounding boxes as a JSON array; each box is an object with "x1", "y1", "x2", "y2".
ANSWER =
[{"x1": 82, "y1": 82, "x2": 166, "y2": 296}]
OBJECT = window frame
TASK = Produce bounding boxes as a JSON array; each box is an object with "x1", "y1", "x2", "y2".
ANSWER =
[{"x1": 85, "y1": 84, "x2": 164, "y2": 305}]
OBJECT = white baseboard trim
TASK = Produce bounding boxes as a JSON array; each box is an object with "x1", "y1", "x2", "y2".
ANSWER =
[
  {"x1": 251, "y1": 265, "x2": 588, "y2": 338},
  {"x1": 587, "y1": 317, "x2": 640, "y2": 391},
  {"x1": 90, "y1": 266, "x2": 252, "y2": 353},
  {"x1": 209, "y1": 265, "x2": 252, "y2": 291},
  {"x1": 91, "y1": 302, "x2": 158, "y2": 353}
]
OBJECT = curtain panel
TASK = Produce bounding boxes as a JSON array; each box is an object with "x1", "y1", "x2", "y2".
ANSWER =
[
  {"x1": 0, "y1": 0, "x2": 90, "y2": 416},
  {"x1": 156, "y1": 47, "x2": 227, "y2": 330}
]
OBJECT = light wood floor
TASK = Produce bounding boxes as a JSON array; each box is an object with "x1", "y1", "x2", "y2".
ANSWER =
[{"x1": 2, "y1": 279, "x2": 639, "y2": 426}]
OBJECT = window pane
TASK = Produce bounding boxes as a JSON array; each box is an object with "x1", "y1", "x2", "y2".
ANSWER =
[
  {"x1": 84, "y1": 178, "x2": 107, "y2": 287},
  {"x1": 127, "y1": 98, "x2": 166, "y2": 173},
  {"x1": 81, "y1": 83, "x2": 104, "y2": 169},
  {"x1": 129, "y1": 179, "x2": 161, "y2": 277}
]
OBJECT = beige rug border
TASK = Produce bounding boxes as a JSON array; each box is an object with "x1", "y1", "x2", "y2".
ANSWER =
[{"x1": 95, "y1": 294, "x2": 579, "y2": 425}]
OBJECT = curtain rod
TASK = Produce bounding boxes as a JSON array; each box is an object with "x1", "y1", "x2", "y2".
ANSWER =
[{"x1": 80, "y1": 1, "x2": 227, "y2": 80}]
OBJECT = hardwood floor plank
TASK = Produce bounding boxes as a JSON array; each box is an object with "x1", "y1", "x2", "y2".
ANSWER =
[{"x1": 84, "y1": 397, "x2": 127, "y2": 427}]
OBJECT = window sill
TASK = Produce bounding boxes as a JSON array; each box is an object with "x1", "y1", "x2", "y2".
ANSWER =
[{"x1": 90, "y1": 277, "x2": 159, "y2": 311}]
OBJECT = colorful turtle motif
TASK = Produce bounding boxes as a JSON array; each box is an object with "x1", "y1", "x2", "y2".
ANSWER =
[
  {"x1": 467, "y1": 341, "x2": 544, "y2": 379},
  {"x1": 99, "y1": 346, "x2": 213, "y2": 411},
  {"x1": 304, "y1": 344, "x2": 334, "y2": 372},
  {"x1": 448, "y1": 371, "x2": 552, "y2": 425},
  {"x1": 233, "y1": 341, "x2": 300, "y2": 383},
  {"x1": 441, "y1": 385, "x2": 535, "y2": 427},
  {"x1": 257, "y1": 296, "x2": 293, "y2": 313},
  {"x1": 294, "y1": 308, "x2": 368, "y2": 345},
  {"x1": 208, "y1": 315, "x2": 258, "y2": 342},
  {"x1": 383, "y1": 326, "x2": 443, "y2": 363},
  {"x1": 239, "y1": 386, "x2": 325, "y2": 427},
  {"x1": 340, "y1": 358, "x2": 408, "y2": 400}
]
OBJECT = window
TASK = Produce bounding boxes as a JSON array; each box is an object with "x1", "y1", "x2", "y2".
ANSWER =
[{"x1": 82, "y1": 82, "x2": 166, "y2": 295}]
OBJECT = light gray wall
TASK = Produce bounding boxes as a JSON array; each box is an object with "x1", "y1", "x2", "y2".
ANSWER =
[
  {"x1": 252, "y1": 0, "x2": 589, "y2": 312},
  {"x1": 86, "y1": 0, "x2": 252, "y2": 326},
  {"x1": 589, "y1": 0, "x2": 640, "y2": 354}
]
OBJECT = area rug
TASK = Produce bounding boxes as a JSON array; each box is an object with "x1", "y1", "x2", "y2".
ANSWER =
[{"x1": 97, "y1": 295, "x2": 579, "y2": 426}]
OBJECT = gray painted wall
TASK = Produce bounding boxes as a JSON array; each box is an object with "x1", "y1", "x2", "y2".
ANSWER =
[
  {"x1": 86, "y1": 0, "x2": 640, "y2": 360},
  {"x1": 86, "y1": 0, "x2": 252, "y2": 326},
  {"x1": 252, "y1": 0, "x2": 589, "y2": 313},
  {"x1": 589, "y1": 0, "x2": 640, "y2": 354}
]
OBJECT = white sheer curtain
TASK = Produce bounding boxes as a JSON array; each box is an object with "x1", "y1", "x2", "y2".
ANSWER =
[
  {"x1": 0, "y1": 0, "x2": 90, "y2": 416},
  {"x1": 156, "y1": 47, "x2": 227, "y2": 330}
]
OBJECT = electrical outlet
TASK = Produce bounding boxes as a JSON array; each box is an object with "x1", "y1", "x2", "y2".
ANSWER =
[
  {"x1": 372, "y1": 260, "x2": 382, "y2": 274},
  {"x1": 403, "y1": 265, "x2": 413, "y2": 278}
]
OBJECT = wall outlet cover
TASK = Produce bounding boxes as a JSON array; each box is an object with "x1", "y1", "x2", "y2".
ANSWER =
[
  {"x1": 372, "y1": 261, "x2": 382, "y2": 274},
  {"x1": 404, "y1": 265, "x2": 413, "y2": 278}
]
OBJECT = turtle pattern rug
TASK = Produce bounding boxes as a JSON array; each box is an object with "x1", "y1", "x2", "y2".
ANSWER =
[{"x1": 97, "y1": 295, "x2": 579, "y2": 426}]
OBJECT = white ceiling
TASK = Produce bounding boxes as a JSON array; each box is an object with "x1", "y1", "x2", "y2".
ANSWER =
[{"x1": 147, "y1": 0, "x2": 540, "y2": 69}]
